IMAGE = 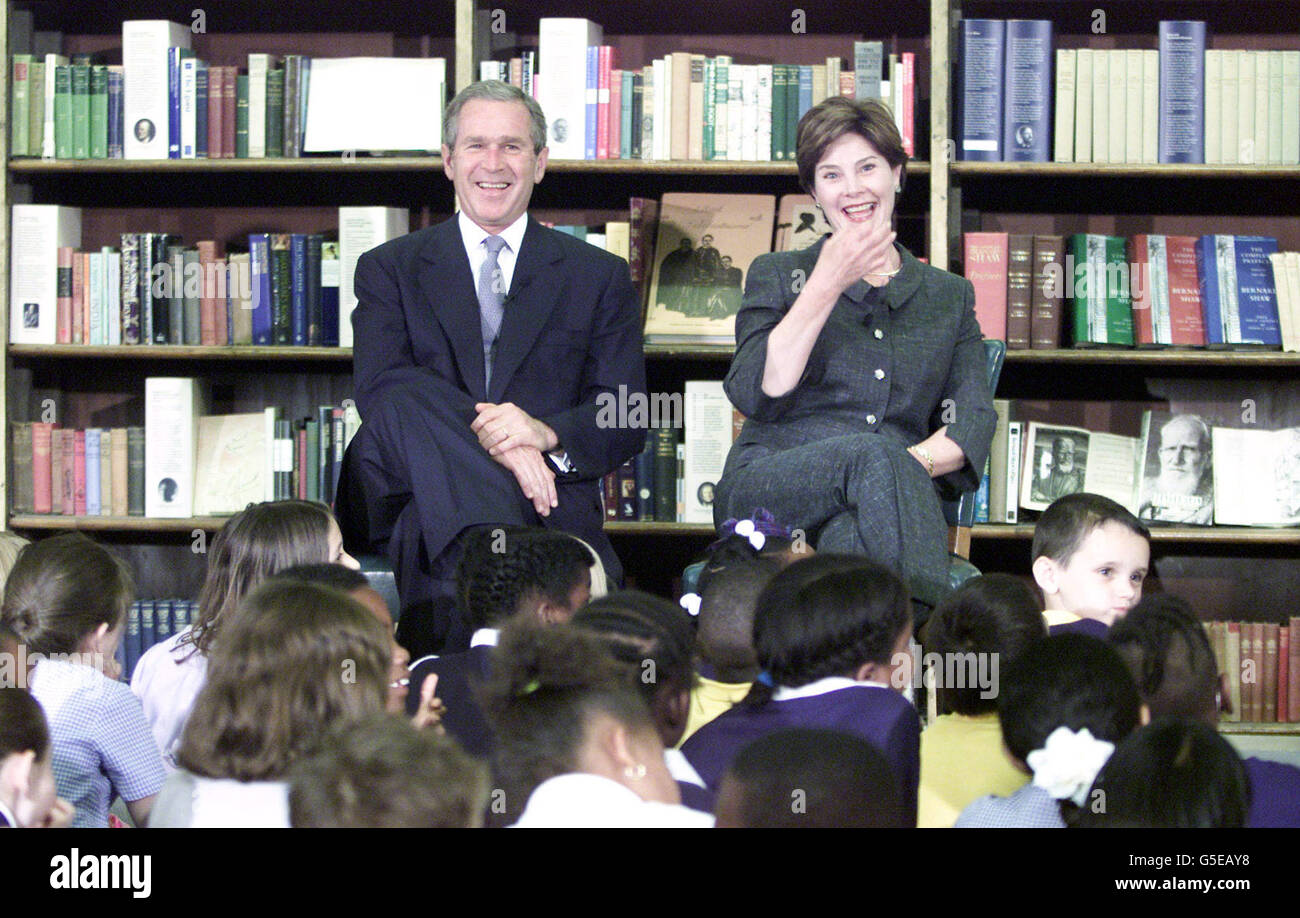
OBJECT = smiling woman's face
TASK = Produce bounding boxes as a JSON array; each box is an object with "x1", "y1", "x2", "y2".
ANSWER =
[{"x1": 810, "y1": 132, "x2": 902, "y2": 234}]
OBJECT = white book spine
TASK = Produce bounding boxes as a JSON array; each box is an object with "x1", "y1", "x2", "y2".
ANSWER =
[
  {"x1": 42, "y1": 54, "x2": 68, "y2": 158},
  {"x1": 1108, "y1": 49, "x2": 1126, "y2": 164},
  {"x1": 1286, "y1": 252, "x2": 1300, "y2": 351},
  {"x1": 682, "y1": 381, "x2": 729, "y2": 524},
  {"x1": 180, "y1": 57, "x2": 197, "y2": 159},
  {"x1": 1267, "y1": 51, "x2": 1283, "y2": 165},
  {"x1": 263, "y1": 407, "x2": 278, "y2": 502},
  {"x1": 144, "y1": 377, "x2": 207, "y2": 518},
  {"x1": 640, "y1": 66, "x2": 654, "y2": 162},
  {"x1": 337, "y1": 207, "x2": 411, "y2": 349},
  {"x1": 122, "y1": 20, "x2": 190, "y2": 160},
  {"x1": 1142, "y1": 50, "x2": 1159, "y2": 164},
  {"x1": 1005, "y1": 421, "x2": 1022, "y2": 523},
  {"x1": 653, "y1": 58, "x2": 668, "y2": 161},
  {"x1": 757, "y1": 64, "x2": 773, "y2": 164},
  {"x1": 106, "y1": 249, "x2": 122, "y2": 346},
  {"x1": 248, "y1": 53, "x2": 272, "y2": 158},
  {"x1": 1125, "y1": 49, "x2": 1143, "y2": 164},
  {"x1": 1238, "y1": 50, "x2": 1256, "y2": 163},
  {"x1": 1204, "y1": 50, "x2": 1222, "y2": 164},
  {"x1": 9, "y1": 204, "x2": 82, "y2": 345},
  {"x1": 741, "y1": 66, "x2": 758, "y2": 161},
  {"x1": 1269, "y1": 253, "x2": 1295, "y2": 352},
  {"x1": 727, "y1": 68, "x2": 743, "y2": 162},
  {"x1": 88, "y1": 251, "x2": 104, "y2": 346},
  {"x1": 1283, "y1": 51, "x2": 1300, "y2": 164},
  {"x1": 1054, "y1": 48, "x2": 1075, "y2": 162},
  {"x1": 1074, "y1": 49, "x2": 1093, "y2": 162},
  {"x1": 1222, "y1": 50, "x2": 1239, "y2": 164},
  {"x1": 538, "y1": 17, "x2": 603, "y2": 160},
  {"x1": 1254, "y1": 50, "x2": 1270, "y2": 165},
  {"x1": 1091, "y1": 48, "x2": 1108, "y2": 163}
]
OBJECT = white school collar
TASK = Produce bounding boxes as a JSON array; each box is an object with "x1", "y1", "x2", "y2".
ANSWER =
[
  {"x1": 771, "y1": 675, "x2": 894, "y2": 702},
  {"x1": 470, "y1": 628, "x2": 500, "y2": 649},
  {"x1": 663, "y1": 747, "x2": 706, "y2": 789}
]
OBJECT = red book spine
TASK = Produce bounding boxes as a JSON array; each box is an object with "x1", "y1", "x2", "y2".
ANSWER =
[
  {"x1": 1129, "y1": 235, "x2": 1156, "y2": 345},
  {"x1": 222, "y1": 66, "x2": 237, "y2": 158},
  {"x1": 207, "y1": 64, "x2": 224, "y2": 161},
  {"x1": 1248, "y1": 622, "x2": 1262, "y2": 722},
  {"x1": 1279, "y1": 625, "x2": 1291, "y2": 724},
  {"x1": 1262, "y1": 623, "x2": 1279, "y2": 723},
  {"x1": 608, "y1": 68, "x2": 622, "y2": 160},
  {"x1": 963, "y1": 232, "x2": 1009, "y2": 341},
  {"x1": 60, "y1": 430, "x2": 75, "y2": 515},
  {"x1": 56, "y1": 248, "x2": 74, "y2": 343},
  {"x1": 196, "y1": 239, "x2": 225, "y2": 346},
  {"x1": 1164, "y1": 235, "x2": 1206, "y2": 346},
  {"x1": 603, "y1": 471, "x2": 618, "y2": 520},
  {"x1": 597, "y1": 45, "x2": 612, "y2": 159},
  {"x1": 901, "y1": 52, "x2": 915, "y2": 157},
  {"x1": 213, "y1": 256, "x2": 228, "y2": 345},
  {"x1": 71, "y1": 251, "x2": 85, "y2": 344},
  {"x1": 73, "y1": 430, "x2": 86, "y2": 516},
  {"x1": 296, "y1": 425, "x2": 307, "y2": 500},
  {"x1": 31, "y1": 422, "x2": 54, "y2": 514}
]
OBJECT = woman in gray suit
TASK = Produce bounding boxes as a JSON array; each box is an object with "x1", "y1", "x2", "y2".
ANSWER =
[{"x1": 715, "y1": 97, "x2": 996, "y2": 613}]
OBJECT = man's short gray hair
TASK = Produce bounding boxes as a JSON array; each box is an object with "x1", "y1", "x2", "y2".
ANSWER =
[{"x1": 443, "y1": 80, "x2": 548, "y2": 154}]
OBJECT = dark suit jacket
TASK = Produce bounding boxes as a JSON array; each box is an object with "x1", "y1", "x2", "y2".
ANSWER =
[
  {"x1": 407, "y1": 646, "x2": 495, "y2": 760},
  {"x1": 349, "y1": 215, "x2": 648, "y2": 576}
]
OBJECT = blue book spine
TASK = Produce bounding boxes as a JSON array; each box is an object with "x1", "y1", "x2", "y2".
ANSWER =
[
  {"x1": 125, "y1": 602, "x2": 141, "y2": 681},
  {"x1": 585, "y1": 45, "x2": 599, "y2": 160},
  {"x1": 957, "y1": 19, "x2": 1006, "y2": 161},
  {"x1": 1158, "y1": 20, "x2": 1207, "y2": 164},
  {"x1": 1002, "y1": 19, "x2": 1054, "y2": 162},
  {"x1": 194, "y1": 61, "x2": 208, "y2": 159},
  {"x1": 249, "y1": 234, "x2": 273, "y2": 345},
  {"x1": 797, "y1": 65, "x2": 813, "y2": 120},
  {"x1": 168, "y1": 48, "x2": 182, "y2": 158},
  {"x1": 84, "y1": 429, "x2": 101, "y2": 515},
  {"x1": 1232, "y1": 236, "x2": 1282, "y2": 346},
  {"x1": 155, "y1": 599, "x2": 175, "y2": 643},
  {"x1": 290, "y1": 233, "x2": 308, "y2": 345},
  {"x1": 621, "y1": 70, "x2": 634, "y2": 159},
  {"x1": 634, "y1": 436, "x2": 655, "y2": 521},
  {"x1": 106, "y1": 68, "x2": 124, "y2": 158},
  {"x1": 1195, "y1": 235, "x2": 1226, "y2": 346},
  {"x1": 975, "y1": 461, "x2": 991, "y2": 523},
  {"x1": 140, "y1": 600, "x2": 156, "y2": 654}
]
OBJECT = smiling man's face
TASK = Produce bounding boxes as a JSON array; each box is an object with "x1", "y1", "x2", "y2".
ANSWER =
[{"x1": 443, "y1": 98, "x2": 548, "y2": 234}]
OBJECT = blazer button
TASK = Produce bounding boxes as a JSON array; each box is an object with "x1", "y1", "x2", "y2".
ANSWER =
[
  {"x1": 874, "y1": 368, "x2": 885, "y2": 380},
  {"x1": 866, "y1": 414, "x2": 877, "y2": 425},
  {"x1": 874, "y1": 328, "x2": 883, "y2": 339}
]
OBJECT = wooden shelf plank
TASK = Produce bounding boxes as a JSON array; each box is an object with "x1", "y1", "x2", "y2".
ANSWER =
[
  {"x1": 9, "y1": 515, "x2": 233, "y2": 532},
  {"x1": 952, "y1": 161, "x2": 1300, "y2": 180},
  {"x1": 647, "y1": 344, "x2": 1300, "y2": 366},
  {"x1": 1219, "y1": 722, "x2": 1300, "y2": 736},
  {"x1": 971, "y1": 523, "x2": 1300, "y2": 545},
  {"x1": 7, "y1": 344, "x2": 353, "y2": 361},
  {"x1": 604, "y1": 521, "x2": 715, "y2": 535},
  {"x1": 10, "y1": 157, "x2": 930, "y2": 176}
]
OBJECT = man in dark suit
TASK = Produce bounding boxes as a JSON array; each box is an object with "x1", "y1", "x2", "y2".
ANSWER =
[{"x1": 340, "y1": 81, "x2": 646, "y2": 657}]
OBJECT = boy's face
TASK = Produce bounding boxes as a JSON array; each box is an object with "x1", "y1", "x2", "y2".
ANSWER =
[{"x1": 1037, "y1": 522, "x2": 1150, "y2": 623}]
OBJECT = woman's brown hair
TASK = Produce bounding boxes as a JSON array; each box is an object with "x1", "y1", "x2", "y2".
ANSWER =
[
  {"x1": 0, "y1": 532, "x2": 133, "y2": 656},
  {"x1": 795, "y1": 96, "x2": 909, "y2": 197},
  {"x1": 177, "y1": 580, "x2": 390, "y2": 782},
  {"x1": 182, "y1": 499, "x2": 337, "y2": 657}
]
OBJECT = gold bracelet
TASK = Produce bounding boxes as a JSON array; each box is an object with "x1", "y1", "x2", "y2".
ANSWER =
[{"x1": 911, "y1": 445, "x2": 934, "y2": 476}]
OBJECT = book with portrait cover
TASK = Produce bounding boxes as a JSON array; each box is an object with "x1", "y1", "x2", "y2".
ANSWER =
[
  {"x1": 775, "y1": 193, "x2": 831, "y2": 253},
  {"x1": 1212, "y1": 425, "x2": 1300, "y2": 526},
  {"x1": 1136, "y1": 410, "x2": 1214, "y2": 525},
  {"x1": 644, "y1": 192, "x2": 776, "y2": 345}
]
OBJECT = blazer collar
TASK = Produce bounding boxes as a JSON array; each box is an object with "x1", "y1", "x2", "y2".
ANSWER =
[
  {"x1": 416, "y1": 216, "x2": 565, "y2": 402},
  {"x1": 806, "y1": 236, "x2": 922, "y2": 310}
]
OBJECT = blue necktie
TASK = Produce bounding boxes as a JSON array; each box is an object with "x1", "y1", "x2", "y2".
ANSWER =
[{"x1": 478, "y1": 234, "x2": 508, "y2": 390}]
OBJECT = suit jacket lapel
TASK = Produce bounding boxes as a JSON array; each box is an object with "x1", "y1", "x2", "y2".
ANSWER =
[
  {"x1": 418, "y1": 218, "x2": 487, "y2": 402},
  {"x1": 489, "y1": 218, "x2": 565, "y2": 401}
]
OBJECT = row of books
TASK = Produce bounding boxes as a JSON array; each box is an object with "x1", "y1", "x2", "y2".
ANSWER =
[
  {"x1": 530, "y1": 19, "x2": 915, "y2": 162},
  {"x1": 1055, "y1": 47, "x2": 1300, "y2": 166},
  {"x1": 1205, "y1": 619, "x2": 1300, "y2": 723},
  {"x1": 979, "y1": 404, "x2": 1300, "y2": 528},
  {"x1": 958, "y1": 18, "x2": 1300, "y2": 165},
  {"x1": 9, "y1": 387, "x2": 363, "y2": 520},
  {"x1": 116, "y1": 599, "x2": 198, "y2": 683},
  {"x1": 963, "y1": 231, "x2": 1295, "y2": 350},
  {"x1": 10, "y1": 205, "x2": 410, "y2": 349},
  {"x1": 13, "y1": 20, "x2": 446, "y2": 160}
]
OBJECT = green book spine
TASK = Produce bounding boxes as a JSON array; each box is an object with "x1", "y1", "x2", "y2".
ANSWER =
[
  {"x1": 785, "y1": 67, "x2": 799, "y2": 159},
  {"x1": 771, "y1": 64, "x2": 788, "y2": 160},
  {"x1": 28, "y1": 60, "x2": 44, "y2": 157},
  {"x1": 714, "y1": 59, "x2": 729, "y2": 160},
  {"x1": 1103, "y1": 234, "x2": 1135, "y2": 345},
  {"x1": 270, "y1": 233, "x2": 291, "y2": 344},
  {"x1": 1069, "y1": 233, "x2": 1134, "y2": 346},
  {"x1": 265, "y1": 68, "x2": 284, "y2": 158},
  {"x1": 1069, "y1": 234, "x2": 1091, "y2": 346},
  {"x1": 235, "y1": 74, "x2": 250, "y2": 158},
  {"x1": 53, "y1": 64, "x2": 72, "y2": 158},
  {"x1": 703, "y1": 57, "x2": 715, "y2": 160},
  {"x1": 12, "y1": 55, "x2": 32, "y2": 156},
  {"x1": 71, "y1": 63, "x2": 90, "y2": 158},
  {"x1": 305, "y1": 419, "x2": 320, "y2": 501},
  {"x1": 89, "y1": 65, "x2": 108, "y2": 159}
]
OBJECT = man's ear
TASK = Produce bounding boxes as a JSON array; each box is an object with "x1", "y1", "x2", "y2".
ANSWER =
[
  {"x1": 534, "y1": 145, "x2": 549, "y2": 182},
  {"x1": 442, "y1": 145, "x2": 455, "y2": 180},
  {"x1": 1032, "y1": 555, "x2": 1058, "y2": 598}
]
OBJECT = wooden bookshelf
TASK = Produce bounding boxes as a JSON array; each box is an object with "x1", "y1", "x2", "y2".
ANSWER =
[
  {"x1": 970, "y1": 524, "x2": 1300, "y2": 545},
  {"x1": 951, "y1": 162, "x2": 1300, "y2": 179},
  {"x1": 1220, "y1": 722, "x2": 1300, "y2": 736}
]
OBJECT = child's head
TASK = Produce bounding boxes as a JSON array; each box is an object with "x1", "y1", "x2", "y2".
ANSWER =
[
  {"x1": 924, "y1": 574, "x2": 1046, "y2": 716},
  {"x1": 456, "y1": 526, "x2": 593, "y2": 631},
  {"x1": 1031, "y1": 493, "x2": 1150, "y2": 621},
  {"x1": 188, "y1": 500, "x2": 354, "y2": 656},
  {"x1": 1106, "y1": 594, "x2": 1219, "y2": 725},
  {"x1": 482, "y1": 620, "x2": 677, "y2": 818},
  {"x1": 0, "y1": 533, "x2": 133, "y2": 670},
  {"x1": 271, "y1": 563, "x2": 410, "y2": 714},
  {"x1": 1072, "y1": 718, "x2": 1249, "y2": 828},
  {"x1": 288, "y1": 714, "x2": 489, "y2": 828},
  {"x1": 572, "y1": 590, "x2": 698, "y2": 748},
  {"x1": 178, "y1": 580, "x2": 390, "y2": 782},
  {"x1": 749, "y1": 554, "x2": 912, "y2": 702},
  {"x1": 714, "y1": 728, "x2": 910, "y2": 828},
  {"x1": 0, "y1": 687, "x2": 58, "y2": 827}
]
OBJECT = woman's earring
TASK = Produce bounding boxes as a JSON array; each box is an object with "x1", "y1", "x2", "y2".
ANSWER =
[
  {"x1": 624, "y1": 763, "x2": 647, "y2": 780},
  {"x1": 894, "y1": 183, "x2": 902, "y2": 194}
]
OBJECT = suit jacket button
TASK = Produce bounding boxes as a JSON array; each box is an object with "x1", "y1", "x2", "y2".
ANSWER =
[
  {"x1": 866, "y1": 414, "x2": 877, "y2": 425},
  {"x1": 874, "y1": 328, "x2": 884, "y2": 339},
  {"x1": 874, "y1": 368, "x2": 885, "y2": 380}
]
